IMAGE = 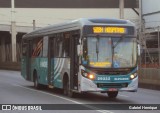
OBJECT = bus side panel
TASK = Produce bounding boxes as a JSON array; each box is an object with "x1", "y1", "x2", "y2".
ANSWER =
[
  {"x1": 39, "y1": 58, "x2": 48, "y2": 85},
  {"x1": 53, "y1": 58, "x2": 63, "y2": 88},
  {"x1": 21, "y1": 56, "x2": 27, "y2": 79},
  {"x1": 31, "y1": 57, "x2": 48, "y2": 85},
  {"x1": 31, "y1": 58, "x2": 39, "y2": 82},
  {"x1": 53, "y1": 58, "x2": 70, "y2": 89}
]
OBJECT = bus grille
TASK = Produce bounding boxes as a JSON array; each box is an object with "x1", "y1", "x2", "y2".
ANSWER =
[
  {"x1": 95, "y1": 71, "x2": 130, "y2": 75},
  {"x1": 97, "y1": 83, "x2": 128, "y2": 88}
]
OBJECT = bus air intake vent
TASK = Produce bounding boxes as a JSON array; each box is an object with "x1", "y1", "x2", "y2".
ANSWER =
[
  {"x1": 97, "y1": 83, "x2": 128, "y2": 88},
  {"x1": 95, "y1": 71, "x2": 130, "y2": 75},
  {"x1": 89, "y1": 19, "x2": 127, "y2": 24}
]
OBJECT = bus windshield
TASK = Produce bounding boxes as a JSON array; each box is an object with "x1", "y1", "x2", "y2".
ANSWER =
[{"x1": 82, "y1": 36, "x2": 137, "y2": 68}]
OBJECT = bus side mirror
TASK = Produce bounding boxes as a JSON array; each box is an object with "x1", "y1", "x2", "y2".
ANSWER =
[
  {"x1": 77, "y1": 45, "x2": 82, "y2": 56},
  {"x1": 138, "y1": 44, "x2": 140, "y2": 56}
]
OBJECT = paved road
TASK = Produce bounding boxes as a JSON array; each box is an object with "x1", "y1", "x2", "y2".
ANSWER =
[{"x1": 0, "y1": 70, "x2": 160, "y2": 113}]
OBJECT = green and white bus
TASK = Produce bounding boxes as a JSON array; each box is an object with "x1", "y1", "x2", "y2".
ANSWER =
[{"x1": 21, "y1": 18, "x2": 138, "y2": 98}]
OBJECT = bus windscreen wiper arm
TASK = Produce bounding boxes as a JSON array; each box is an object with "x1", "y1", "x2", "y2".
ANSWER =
[
  {"x1": 113, "y1": 36, "x2": 125, "y2": 49},
  {"x1": 111, "y1": 36, "x2": 125, "y2": 68},
  {"x1": 96, "y1": 37, "x2": 99, "y2": 62}
]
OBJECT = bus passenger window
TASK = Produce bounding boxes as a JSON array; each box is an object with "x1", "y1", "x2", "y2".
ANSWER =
[
  {"x1": 63, "y1": 34, "x2": 70, "y2": 57},
  {"x1": 54, "y1": 37, "x2": 63, "y2": 57},
  {"x1": 32, "y1": 38, "x2": 43, "y2": 57},
  {"x1": 42, "y1": 36, "x2": 48, "y2": 57},
  {"x1": 50, "y1": 38, "x2": 54, "y2": 57},
  {"x1": 22, "y1": 44, "x2": 27, "y2": 56}
]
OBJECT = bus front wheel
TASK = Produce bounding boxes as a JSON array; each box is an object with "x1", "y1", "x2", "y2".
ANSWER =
[
  {"x1": 63, "y1": 78, "x2": 75, "y2": 98},
  {"x1": 107, "y1": 91, "x2": 118, "y2": 98},
  {"x1": 67, "y1": 81, "x2": 75, "y2": 98}
]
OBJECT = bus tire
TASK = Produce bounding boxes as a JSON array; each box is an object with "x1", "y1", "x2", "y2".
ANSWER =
[
  {"x1": 33, "y1": 72, "x2": 41, "y2": 89},
  {"x1": 67, "y1": 81, "x2": 75, "y2": 98},
  {"x1": 63, "y1": 75, "x2": 75, "y2": 98},
  {"x1": 107, "y1": 91, "x2": 118, "y2": 98},
  {"x1": 63, "y1": 75, "x2": 68, "y2": 95}
]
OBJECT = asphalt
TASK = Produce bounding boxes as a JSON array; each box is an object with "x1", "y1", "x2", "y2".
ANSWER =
[{"x1": 0, "y1": 70, "x2": 160, "y2": 113}]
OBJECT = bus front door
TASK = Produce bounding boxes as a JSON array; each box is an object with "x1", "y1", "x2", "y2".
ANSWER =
[
  {"x1": 70, "y1": 34, "x2": 80, "y2": 91},
  {"x1": 26, "y1": 41, "x2": 32, "y2": 81}
]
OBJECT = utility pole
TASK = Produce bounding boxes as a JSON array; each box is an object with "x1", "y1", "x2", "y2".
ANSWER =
[
  {"x1": 119, "y1": 0, "x2": 124, "y2": 19},
  {"x1": 139, "y1": 0, "x2": 143, "y2": 67},
  {"x1": 11, "y1": 0, "x2": 17, "y2": 62},
  {"x1": 33, "y1": 20, "x2": 36, "y2": 30},
  {"x1": 139, "y1": 0, "x2": 143, "y2": 33},
  {"x1": 158, "y1": 26, "x2": 160, "y2": 67}
]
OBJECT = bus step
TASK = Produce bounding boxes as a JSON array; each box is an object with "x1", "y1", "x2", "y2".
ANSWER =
[
  {"x1": 71, "y1": 89, "x2": 79, "y2": 93},
  {"x1": 48, "y1": 85, "x2": 54, "y2": 89}
]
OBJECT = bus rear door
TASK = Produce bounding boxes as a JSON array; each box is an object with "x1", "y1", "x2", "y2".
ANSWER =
[{"x1": 22, "y1": 40, "x2": 32, "y2": 81}]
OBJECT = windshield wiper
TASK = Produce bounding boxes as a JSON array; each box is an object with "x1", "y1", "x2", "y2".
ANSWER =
[
  {"x1": 112, "y1": 36, "x2": 125, "y2": 49},
  {"x1": 96, "y1": 36, "x2": 99, "y2": 61},
  {"x1": 111, "y1": 36, "x2": 125, "y2": 68}
]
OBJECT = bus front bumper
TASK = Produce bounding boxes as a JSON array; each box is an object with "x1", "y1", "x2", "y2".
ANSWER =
[{"x1": 80, "y1": 76, "x2": 138, "y2": 92}]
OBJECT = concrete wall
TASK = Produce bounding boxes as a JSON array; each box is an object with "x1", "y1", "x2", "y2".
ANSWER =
[
  {"x1": 0, "y1": 62, "x2": 20, "y2": 71},
  {"x1": 139, "y1": 68, "x2": 160, "y2": 90},
  {"x1": 0, "y1": 8, "x2": 139, "y2": 27}
]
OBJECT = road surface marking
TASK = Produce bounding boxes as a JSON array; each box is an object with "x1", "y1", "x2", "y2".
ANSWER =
[
  {"x1": 14, "y1": 84, "x2": 114, "y2": 113},
  {"x1": 119, "y1": 94, "x2": 129, "y2": 97}
]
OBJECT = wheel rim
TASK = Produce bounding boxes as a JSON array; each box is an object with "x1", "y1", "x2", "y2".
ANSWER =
[
  {"x1": 67, "y1": 81, "x2": 69, "y2": 95},
  {"x1": 34, "y1": 78, "x2": 38, "y2": 88},
  {"x1": 64, "y1": 85, "x2": 67, "y2": 95},
  {"x1": 63, "y1": 80, "x2": 68, "y2": 95}
]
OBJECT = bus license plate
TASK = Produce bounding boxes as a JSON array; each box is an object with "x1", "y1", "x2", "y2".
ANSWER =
[{"x1": 108, "y1": 88, "x2": 117, "y2": 91}]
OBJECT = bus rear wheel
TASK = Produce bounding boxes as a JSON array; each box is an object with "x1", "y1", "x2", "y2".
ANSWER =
[
  {"x1": 34, "y1": 73, "x2": 41, "y2": 89},
  {"x1": 107, "y1": 91, "x2": 118, "y2": 98}
]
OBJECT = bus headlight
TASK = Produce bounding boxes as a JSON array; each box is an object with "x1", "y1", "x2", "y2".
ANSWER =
[
  {"x1": 130, "y1": 73, "x2": 137, "y2": 80},
  {"x1": 88, "y1": 74, "x2": 95, "y2": 80},
  {"x1": 81, "y1": 70, "x2": 95, "y2": 80}
]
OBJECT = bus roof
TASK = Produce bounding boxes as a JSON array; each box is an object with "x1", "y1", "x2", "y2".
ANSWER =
[{"x1": 23, "y1": 18, "x2": 135, "y2": 39}]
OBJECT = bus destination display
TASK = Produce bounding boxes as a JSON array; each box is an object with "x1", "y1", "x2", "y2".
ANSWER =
[{"x1": 93, "y1": 27, "x2": 126, "y2": 34}]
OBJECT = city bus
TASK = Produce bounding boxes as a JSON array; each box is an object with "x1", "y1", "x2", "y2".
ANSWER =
[{"x1": 21, "y1": 18, "x2": 138, "y2": 98}]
